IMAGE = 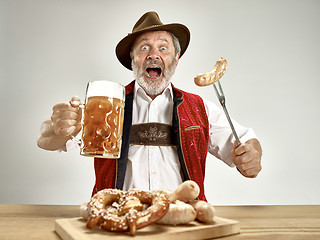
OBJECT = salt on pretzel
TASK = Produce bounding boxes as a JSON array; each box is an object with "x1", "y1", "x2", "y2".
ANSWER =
[
  {"x1": 194, "y1": 57, "x2": 227, "y2": 86},
  {"x1": 84, "y1": 188, "x2": 169, "y2": 235}
]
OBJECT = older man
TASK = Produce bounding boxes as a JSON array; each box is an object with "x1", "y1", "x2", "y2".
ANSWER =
[{"x1": 37, "y1": 12, "x2": 262, "y2": 200}]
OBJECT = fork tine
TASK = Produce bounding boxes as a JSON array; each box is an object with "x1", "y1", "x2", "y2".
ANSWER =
[
  {"x1": 213, "y1": 82, "x2": 220, "y2": 96},
  {"x1": 213, "y1": 81, "x2": 225, "y2": 106},
  {"x1": 217, "y1": 80, "x2": 225, "y2": 97}
]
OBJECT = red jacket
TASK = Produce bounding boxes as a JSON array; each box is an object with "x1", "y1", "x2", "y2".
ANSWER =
[{"x1": 93, "y1": 81, "x2": 209, "y2": 200}]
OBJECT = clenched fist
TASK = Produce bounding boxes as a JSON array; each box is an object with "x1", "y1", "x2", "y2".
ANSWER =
[
  {"x1": 51, "y1": 96, "x2": 82, "y2": 137},
  {"x1": 231, "y1": 139, "x2": 262, "y2": 178},
  {"x1": 37, "y1": 96, "x2": 83, "y2": 151}
]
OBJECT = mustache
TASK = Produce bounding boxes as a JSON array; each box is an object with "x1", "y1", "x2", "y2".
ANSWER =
[{"x1": 143, "y1": 60, "x2": 164, "y2": 70}]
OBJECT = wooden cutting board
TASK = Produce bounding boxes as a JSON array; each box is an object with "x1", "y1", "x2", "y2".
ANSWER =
[{"x1": 55, "y1": 217, "x2": 240, "y2": 240}]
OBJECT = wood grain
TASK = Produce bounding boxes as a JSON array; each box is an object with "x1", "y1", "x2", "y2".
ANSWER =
[
  {"x1": 1, "y1": 204, "x2": 320, "y2": 240},
  {"x1": 54, "y1": 217, "x2": 240, "y2": 240}
]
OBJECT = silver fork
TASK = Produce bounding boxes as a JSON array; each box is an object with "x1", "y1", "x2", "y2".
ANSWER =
[{"x1": 213, "y1": 81, "x2": 241, "y2": 145}]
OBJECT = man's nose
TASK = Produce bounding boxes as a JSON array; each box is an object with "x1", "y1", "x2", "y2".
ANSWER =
[{"x1": 147, "y1": 48, "x2": 160, "y2": 60}]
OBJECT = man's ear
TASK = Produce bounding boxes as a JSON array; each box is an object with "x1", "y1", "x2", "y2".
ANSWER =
[
  {"x1": 175, "y1": 53, "x2": 180, "y2": 66},
  {"x1": 130, "y1": 52, "x2": 133, "y2": 59}
]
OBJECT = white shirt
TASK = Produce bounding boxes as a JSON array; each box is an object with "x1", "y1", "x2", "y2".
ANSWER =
[
  {"x1": 123, "y1": 83, "x2": 181, "y2": 191},
  {"x1": 66, "y1": 81, "x2": 257, "y2": 192}
]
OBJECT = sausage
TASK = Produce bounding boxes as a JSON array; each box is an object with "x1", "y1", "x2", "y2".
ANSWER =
[
  {"x1": 189, "y1": 199, "x2": 216, "y2": 223},
  {"x1": 157, "y1": 200, "x2": 197, "y2": 225},
  {"x1": 80, "y1": 201, "x2": 89, "y2": 220},
  {"x1": 194, "y1": 57, "x2": 227, "y2": 86},
  {"x1": 168, "y1": 180, "x2": 200, "y2": 203}
]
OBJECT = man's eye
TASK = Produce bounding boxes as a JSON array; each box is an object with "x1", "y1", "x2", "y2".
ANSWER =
[
  {"x1": 141, "y1": 46, "x2": 149, "y2": 50},
  {"x1": 160, "y1": 46, "x2": 167, "y2": 51}
]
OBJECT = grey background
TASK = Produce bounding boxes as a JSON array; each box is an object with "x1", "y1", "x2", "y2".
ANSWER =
[{"x1": 1, "y1": 0, "x2": 319, "y2": 205}]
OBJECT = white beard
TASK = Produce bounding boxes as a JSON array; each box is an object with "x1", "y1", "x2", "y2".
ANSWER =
[{"x1": 132, "y1": 58, "x2": 177, "y2": 96}]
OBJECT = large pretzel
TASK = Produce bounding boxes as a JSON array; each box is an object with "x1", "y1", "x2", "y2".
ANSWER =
[
  {"x1": 194, "y1": 57, "x2": 227, "y2": 86},
  {"x1": 84, "y1": 188, "x2": 169, "y2": 235}
]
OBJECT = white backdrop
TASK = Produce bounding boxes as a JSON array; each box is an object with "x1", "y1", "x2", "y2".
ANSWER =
[{"x1": 1, "y1": 0, "x2": 319, "y2": 205}]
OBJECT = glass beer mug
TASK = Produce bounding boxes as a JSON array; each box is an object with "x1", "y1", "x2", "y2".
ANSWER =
[{"x1": 77, "y1": 80, "x2": 125, "y2": 158}]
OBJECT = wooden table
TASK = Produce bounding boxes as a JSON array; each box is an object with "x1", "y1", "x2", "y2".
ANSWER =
[{"x1": 0, "y1": 204, "x2": 319, "y2": 239}]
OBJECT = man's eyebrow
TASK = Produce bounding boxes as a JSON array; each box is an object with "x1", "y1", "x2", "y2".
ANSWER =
[
  {"x1": 137, "y1": 38, "x2": 169, "y2": 43},
  {"x1": 139, "y1": 38, "x2": 149, "y2": 42},
  {"x1": 159, "y1": 38, "x2": 169, "y2": 43}
]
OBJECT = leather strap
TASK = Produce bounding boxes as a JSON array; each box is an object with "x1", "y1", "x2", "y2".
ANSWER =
[{"x1": 130, "y1": 123, "x2": 175, "y2": 146}]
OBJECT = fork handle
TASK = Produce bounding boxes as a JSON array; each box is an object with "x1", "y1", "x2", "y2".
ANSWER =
[{"x1": 222, "y1": 105, "x2": 241, "y2": 145}]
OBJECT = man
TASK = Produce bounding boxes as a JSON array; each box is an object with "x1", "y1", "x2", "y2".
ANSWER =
[{"x1": 37, "y1": 12, "x2": 262, "y2": 200}]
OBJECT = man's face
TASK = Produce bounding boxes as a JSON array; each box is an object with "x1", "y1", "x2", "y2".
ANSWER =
[{"x1": 130, "y1": 31, "x2": 179, "y2": 98}]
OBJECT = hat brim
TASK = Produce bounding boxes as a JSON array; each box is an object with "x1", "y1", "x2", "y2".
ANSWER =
[{"x1": 116, "y1": 23, "x2": 190, "y2": 70}]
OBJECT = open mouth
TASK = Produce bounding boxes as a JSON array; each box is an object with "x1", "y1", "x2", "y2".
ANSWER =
[{"x1": 145, "y1": 66, "x2": 162, "y2": 79}]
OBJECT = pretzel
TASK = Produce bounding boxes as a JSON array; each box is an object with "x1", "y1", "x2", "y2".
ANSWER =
[
  {"x1": 84, "y1": 188, "x2": 169, "y2": 235},
  {"x1": 194, "y1": 57, "x2": 227, "y2": 86}
]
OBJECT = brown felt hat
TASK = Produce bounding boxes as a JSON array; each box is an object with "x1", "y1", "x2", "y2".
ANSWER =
[{"x1": 116, "y1": 11, "x2": 190, "y2": 70}]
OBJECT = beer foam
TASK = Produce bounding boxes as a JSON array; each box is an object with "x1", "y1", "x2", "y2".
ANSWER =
[{"x1": 86, "y1": 81, "x2": 125, "y2": 100}]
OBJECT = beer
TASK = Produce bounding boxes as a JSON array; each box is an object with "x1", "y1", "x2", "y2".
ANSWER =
[{"x1": 81, "y1": 96, "x2": 124, "y2": 158}]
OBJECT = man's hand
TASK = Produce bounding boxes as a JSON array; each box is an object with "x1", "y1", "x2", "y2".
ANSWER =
[
  {"x1": 231, "y1": 138, "x2": 262, "y2": 178},
  {"x1": 51, "y1": 96, "x2": 82, "y2": 137},
  {"x1": 37, "y1": 96, "x2": 82, "y2": 151}
]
